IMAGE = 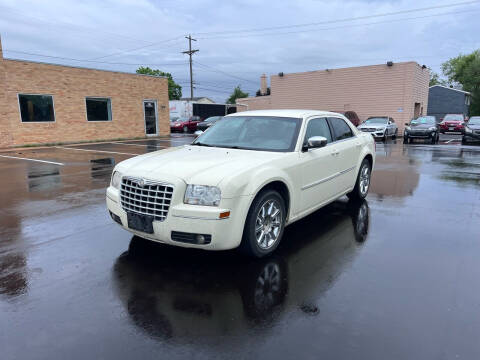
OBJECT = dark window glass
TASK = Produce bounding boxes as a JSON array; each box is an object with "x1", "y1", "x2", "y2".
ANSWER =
[
  {"x1": 86, "y1": 98, "x2": 112, "y2": 121},
  {"x1": 304, "y1": 118, "x2": 332, "y2": 144},
  {"x1": 329, "y1": 117, "x2": 354, "y2": 141},
  {"x1": 18, "y1": 94, "x2": 55, "y2": 122}
]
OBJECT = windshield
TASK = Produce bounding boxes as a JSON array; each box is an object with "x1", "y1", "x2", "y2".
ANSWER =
[
  {"x1": 176, "y1": 117, "x2": 189, "y2": 122},
  {"x1": 365, "y1": 117, "x2": 388, "y2": 124},
  {"x1": 192, "y1": 116, "x2": 302, "y2": 152},
  {"x1": 204, "y1": 116, "x2": 222, "y2": 123},
  {"x1": 411, "y1": 116, "x2": 435, "y2": 125},
  {"x1": 468, "y1": 117, "x2": 480, "y2": 125},
  {"x1": 444, "y1": 114, "x2": 463, "y2": 121}
]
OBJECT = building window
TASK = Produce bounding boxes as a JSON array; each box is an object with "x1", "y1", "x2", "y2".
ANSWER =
[
  {"x1": 86, "y1": 97, "x2": 112, "y2": 121},
  {"x1": 18, "y1": 94, "x2": 55, "y2": 122}
]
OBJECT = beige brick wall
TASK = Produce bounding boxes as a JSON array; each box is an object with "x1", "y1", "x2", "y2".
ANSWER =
[
  {"x1": 0, "y1": 45, "x2": 169, "y2": 148},
  {"x1": 237, "y1": 62, "x2": 429, "y2": 132}
]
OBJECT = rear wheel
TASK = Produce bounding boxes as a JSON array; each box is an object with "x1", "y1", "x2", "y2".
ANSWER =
[
  {"x1": 240, "y1": 190, "x2": 286, "y2": 258},
  {"x1": 347, "y1": 159, "x2": 371, "y2": 201}
]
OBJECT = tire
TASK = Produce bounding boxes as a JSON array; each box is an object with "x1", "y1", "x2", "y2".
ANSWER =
[
  {"x1": 183, "y1": 126, "x2": 189, "y2": 133},
  {"x1": 240, "y1": 190, "x2": 286, "y2": 258},
  {"x1": 431, "y1": 135, "x2": 436, "y2": 144},
  {"x1": 392, "y1": 129, "x2": 398, "y2": 140},
  {"x1": 462, "y1": 136, "x2": 467, "y2": 145},
  {"x1": 347, "y1": 158, "x2": 371, "y2": 201},
  {"x1": 403, "y1": 136, "x2": 408, "y2": 144},
  {"x1": 382, "y1": 134, "x2": 387, "y2": 142}
]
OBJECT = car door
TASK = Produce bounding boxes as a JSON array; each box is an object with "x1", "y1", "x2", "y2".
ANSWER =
[
  {"x1": 327, "y1": 117, "x2": 359, "y2": 193},
  {"x1": 299, "y1": 117, "x2": 338, "y2": 213}
]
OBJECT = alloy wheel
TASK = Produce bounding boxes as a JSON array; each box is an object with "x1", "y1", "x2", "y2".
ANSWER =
[
  {"x1": 359, "y1": 165, "x2": 370, "y2": 196},
  {"x1": 255, "y1": 200, "x2": 283, "y2": 250}
]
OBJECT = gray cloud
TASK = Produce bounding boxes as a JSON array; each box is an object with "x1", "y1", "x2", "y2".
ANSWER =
[{"x1": 1, "y1": 0, "x2": 479, "y2": 102}]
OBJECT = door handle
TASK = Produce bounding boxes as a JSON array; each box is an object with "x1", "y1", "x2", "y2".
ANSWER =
[{"x1": 330, "y1": 150, "x2": 340, "y2": 156}]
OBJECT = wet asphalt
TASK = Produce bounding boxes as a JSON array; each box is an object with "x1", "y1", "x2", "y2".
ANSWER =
[{"x1": 0, "y1": 134, "x2": 479, "y2": 360}]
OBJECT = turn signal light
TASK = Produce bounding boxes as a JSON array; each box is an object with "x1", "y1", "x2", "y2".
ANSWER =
[{"x1": 219, "y1": 211, "x2": 230, "y2": 219}]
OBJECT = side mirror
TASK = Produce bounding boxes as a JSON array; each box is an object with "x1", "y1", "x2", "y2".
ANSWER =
[{"x1": 303, "y1": 136, "x2": 328, "y2": 151}]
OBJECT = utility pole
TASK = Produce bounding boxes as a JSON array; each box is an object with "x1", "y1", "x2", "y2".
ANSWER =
[{"x1": 182, "y1": 35, "x2": 199, "y2": 100}]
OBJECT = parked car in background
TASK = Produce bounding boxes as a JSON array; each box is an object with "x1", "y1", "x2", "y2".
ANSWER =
[
  {"x1": 170, "y1": 116, "x2": 202, "y2": 133},
  {"x1": 107, "y1": 110, "x2": 375, "y2": 257},
  {"x1": 357, "y1": 117, "x2": 398, "y2": 141},
  {"x1": 462, "y1": 116, "x2": 480, "y2": 144},
  {"x1": 196, "y1": 116, "x2": 223, "y2": 132},
  {"x1": 331, "y1": 111, "x2": 361, "y2": 126},
  {"x1": 403, "y1": 116, "x2": 439, "y2": 144},
  {"x1": 438, "y1": 114, "x2": 465, "y2": 133}
]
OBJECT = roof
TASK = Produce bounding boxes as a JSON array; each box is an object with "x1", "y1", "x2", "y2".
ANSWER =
[
  {"x1": 225, "y1": 109, "x2": 344, "y2": 118},
  {"x1": 180, "y1": 97, "x2": 214, "y2": 102},
  {"x1": 429, "y1": 85, "x2": 470, "y2": 95}
]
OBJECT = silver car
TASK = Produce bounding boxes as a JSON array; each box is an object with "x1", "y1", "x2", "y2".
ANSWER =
[{"x1": 357, "y1": 117, "x2": 398, "y2": 141}]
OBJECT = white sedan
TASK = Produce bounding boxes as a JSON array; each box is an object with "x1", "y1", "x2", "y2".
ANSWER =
[{"x1": 106, "y1": 110, "x2": 375, "y2": 257}]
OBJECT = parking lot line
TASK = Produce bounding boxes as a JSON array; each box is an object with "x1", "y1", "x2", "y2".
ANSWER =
[
  {"x1": 113, "y1": 142, "x2": 166, "y2": 148},
  {"x1": 0, "y1": 154, "x2": 65, "y2": 166},
  {"x1": 56, "y1": 146, "x2": 140, "y2": 156}
]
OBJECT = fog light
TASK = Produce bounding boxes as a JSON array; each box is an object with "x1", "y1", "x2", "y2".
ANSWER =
[{"x1": 196, "y1": 234, "x2": 206, "y2": 244}]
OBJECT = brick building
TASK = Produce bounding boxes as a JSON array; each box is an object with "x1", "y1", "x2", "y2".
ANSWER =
[
  {"x1": 0, "y1": 36, "x2": 170, "y2": 148},
  {"x1": 237, "y1": 62, "x2": 430, "y2": 133}
]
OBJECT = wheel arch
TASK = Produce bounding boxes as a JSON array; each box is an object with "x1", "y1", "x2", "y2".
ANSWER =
[{"x1": 250, "y1": 179, "x2": 292, "y2": 222}]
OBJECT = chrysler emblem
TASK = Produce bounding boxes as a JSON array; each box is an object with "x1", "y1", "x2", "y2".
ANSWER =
[{"x1": 137, "y1": 179, "x2": 145, "y2": 187}]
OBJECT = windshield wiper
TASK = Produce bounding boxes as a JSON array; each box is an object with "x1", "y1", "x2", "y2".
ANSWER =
[{"x1": 192, "y1": 142, "x2": 214, "y2": 147}]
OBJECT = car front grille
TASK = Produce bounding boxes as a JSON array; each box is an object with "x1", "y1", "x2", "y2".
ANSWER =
[
  {"x1": 120, "y1": 177, "x2": 174, "y2": 221},
  {"x1": 361, "y1": 128, "x2": 377, "y2": 132}
]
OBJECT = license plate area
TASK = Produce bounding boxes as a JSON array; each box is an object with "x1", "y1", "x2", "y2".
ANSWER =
[
  {"x1": 127, "y1": 212, "x2": 154, "y2": 234},
  {"x1": 449, "y1": 127, "x2": 454, "y2": 130}
]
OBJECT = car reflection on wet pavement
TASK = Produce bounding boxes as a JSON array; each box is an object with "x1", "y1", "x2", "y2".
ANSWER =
[{"x1": 0, "y1": 138, "x2": 479, "y2": 360}]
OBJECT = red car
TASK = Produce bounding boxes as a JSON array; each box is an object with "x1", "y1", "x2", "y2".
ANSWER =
[
  {"x1": 439, "y1": 114, "x2": 466, "y2": 134},
  {"x1": 170, "y1": 116, "x2": 202, "y2": 133}
]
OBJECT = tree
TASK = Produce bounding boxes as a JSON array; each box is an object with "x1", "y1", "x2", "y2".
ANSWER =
[
  {"x1": 226, "y1": 85, "x2": 249, "y2": 104},
  {"x1": 429, "y1": 69, "x2": 446, "y2": 87},
  {"x1": 256, "y1": 87, "x2": 271, "y2": 96},
  {"x1": 441, "y1": 51, "x2": 480, "y2": 115},
  {"x1": 136, "y1": 66, "x2": 182, "y2": 100}
]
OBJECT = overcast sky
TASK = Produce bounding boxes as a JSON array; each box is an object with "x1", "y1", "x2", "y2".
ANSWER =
[{"x1": 1, "y1": 0, "x2": 479, "y2": 102}]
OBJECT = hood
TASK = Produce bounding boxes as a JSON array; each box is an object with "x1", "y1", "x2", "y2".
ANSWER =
[
  {"x1": 467, "y1": 124, "x2": 480, "y2": 130},
  {"x1": 116, "y1": 145, "x2": 285, "y2": 186},
  {"x1": 442, "y1": 120, "x2": 463, "y2": 124},
  {"x1": 172, "y1": 121, "x2": 183, "y2": 126},
  {"x1": 409, "y1": 123, "x2": 436, "y2": 129},
  {"x1": 358, "y1": 123, "x2": 385, "y2": 129}
]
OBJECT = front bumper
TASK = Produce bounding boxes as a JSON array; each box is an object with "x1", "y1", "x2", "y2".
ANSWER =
[
  {"x1": 439, "y1": 125, "x2": 464, "y2": 132},
  {"x1": 359, "y1": 129, "x2": 385, "y2": 138},
  {"x1": 464, "y1": 131, "x2": 480, "y2": 141},
  {"x1": 404, "y1": 131, "x2": 436, "y2": 139},
  {"x1": 106, "y1": 186, "x2": 252, "y2": 250}
]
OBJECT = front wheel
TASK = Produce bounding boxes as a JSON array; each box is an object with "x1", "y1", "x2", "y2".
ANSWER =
[
  {"x1": 462, "y1": 136, "x2": 467, "y2": 145},
  {"x1": 240, "y1": 190, "x2": 286, "y2": 258},
  {"x1": 392, "y1": 129, "x2": 398, "y2": 140},
  {"x1": 347, "y1": 159, "x2": 372, "y2": 201},
  {"x1": 403, "y1": 136, "x2": 409, "y2": 144},
  {"x1": 183, "y1": 126, "x2": 189, "y2": 133}
]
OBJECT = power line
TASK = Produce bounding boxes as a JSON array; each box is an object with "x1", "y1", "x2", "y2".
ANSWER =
[
  {"x1": 193, "y1": 0, "x2": 479, "y2": 36},
  {"x1": 87, "y1": 35, "x2": 185, "y2": 60},
  {"x1": 196, "y1": 8, "x2": 479, "y2": 40},
  {"x1": 195, "y1": 62, "x2": 257, "y2": 85},
  {"x1": 3, "y1": 49, "x2": 188, "y2": 66}
]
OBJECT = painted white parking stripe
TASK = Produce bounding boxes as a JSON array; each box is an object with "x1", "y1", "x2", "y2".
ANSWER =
[
  {"x1": 0, "y1": 154, "x2": 65, "y2": 166},
  {"x1": 56, "y1": 146, "x2": 140, "y2": 156},
  {"x1": 113, "y1": 142, "x2": 165, "y2": 148}
]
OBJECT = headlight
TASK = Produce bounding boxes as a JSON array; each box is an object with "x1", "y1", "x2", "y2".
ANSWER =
[
  {"x1": 184, "y1": 185, "x2": 221, "y2": 206},
  {"x1": 111, "y1": 171, "x2": 123, "y2": 189},
  {"x1": 465, "y1": 126, "x2": 472, "y2": 133},
  {"x1": 429, "y1": 127, "x2": 436, "y2": 131}
]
